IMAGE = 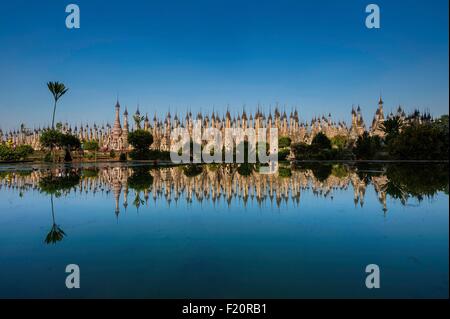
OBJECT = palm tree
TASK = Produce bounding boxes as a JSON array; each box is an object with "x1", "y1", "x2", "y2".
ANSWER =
[
  {"x1": 133, "y1": 114, "x2": 145, "y2": 129},
  {"x1": 381, "y1": 116, "x2": 404, "y2": 142},
  {"x1": 47, "y1": 82, "x2": 69, "y2": 129}
]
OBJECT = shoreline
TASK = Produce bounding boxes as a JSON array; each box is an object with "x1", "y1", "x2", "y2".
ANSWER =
[{"x1": 0, "y1": 159, "x2": 448, "y2": 172}]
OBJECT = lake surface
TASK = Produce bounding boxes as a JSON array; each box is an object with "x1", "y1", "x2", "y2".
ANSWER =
[{"x1": 0, "y1": 162, "x2": 448, "y2": 298}]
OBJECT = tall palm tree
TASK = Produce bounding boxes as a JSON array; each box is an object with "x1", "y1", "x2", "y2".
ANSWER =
[
  {"x1": 47, "y1": 82, "x2": 69, "y2": 129},
  {"x1": 381, "y1": 116, "x2": 404, "y2": 142}
]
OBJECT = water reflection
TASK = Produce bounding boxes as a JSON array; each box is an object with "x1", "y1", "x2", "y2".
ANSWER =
[
  {"x1": 38, "y1": 171, "x2": 80, "y2": 244},
  {"x1": 0, "y1": 163, "x2": 447, "y2": 216},
  {"x1": 44, "y1": 195, "x2": 66, "y2": 244},
  {"x1": 0, "y1": 163, "x2": 447, "y2": 298}
]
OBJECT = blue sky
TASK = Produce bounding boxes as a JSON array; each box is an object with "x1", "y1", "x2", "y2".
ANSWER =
[{"x1": 0, "y1": 0, "x2": 448, "y2": 130}]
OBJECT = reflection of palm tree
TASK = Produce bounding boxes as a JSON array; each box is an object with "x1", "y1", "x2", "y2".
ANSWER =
[
  {"x1": 44, "y1": 194, "x2": 66, "y2": 244},
  {"x1": 381, "y1": 180, "x2": 408, "y2": 205},
  {"x1": 133, "y1": 191, "x2": 145, "y2": 210}
]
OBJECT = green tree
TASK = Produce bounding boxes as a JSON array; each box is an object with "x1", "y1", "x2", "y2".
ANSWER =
[
  {"x1": 83, "y1": 141, "x2": 100, "y2": 151},
  {"x1": 291, "y1": 142, "x2": 310, "y2": 160},
  {"x1": 354, "y1": 132, "x2": 382, "y2": 160},
  {"x1": 381, "y1": 116, "x2": 404, "y2": 143},
  {"x1": 47, "y1": 82, "x2": 68, "y2": 129},
  {"x1": 278, "y1": 148, "x2": 290, "y2": 161},
  {"x1": 40, "y1": 129, "x2": 62, "y2": 150},
  {"x1": 55, "y1": 122, "x2": 63, "y2": 131},
  {"x1": 387, "y1": 124, "x2": 449, "y2": 160},
  {"x1": 311, "y1": 132, "x2": 332, "y2": 150},
  {"x1": 119, "y1": 153, "x2": 127, "y2": 161},
  {"x1": 432, "y1": 115, "x2": 449, "y2": 133},
  {"x1": 128, "y1": 129, "x2": 154, "y2": 160},
  {"x1": 0, "y1": 144, "x2": 34, "y2": 161},
  {"x1": 60, "y1": 134, "x2": 81, "y2": 161},
  {"x1": 331, "y1": 135, "x2": 348, "y2": 150},
  {"x1": 40, "y1": 130, "x2": 81, "y2": 162},
  {"x1": 133, "y1": 114, "x2": 145, "y2": 129},
  {"x1": 278, "y1": 136, "x2": 292, "y2": 149},
  {"x1": 83, "y1": 140, "x2": 100, "y2": 161}
]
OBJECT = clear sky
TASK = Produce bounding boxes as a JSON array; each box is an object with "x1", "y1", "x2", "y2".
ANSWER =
[{"x1": 0, "y1": 0, "x2": 448, "y2": 131}]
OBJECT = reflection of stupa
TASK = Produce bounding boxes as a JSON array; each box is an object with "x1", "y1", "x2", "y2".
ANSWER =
[{"x1": 0, "y1": 164, "x2": 398, "y2": 216}]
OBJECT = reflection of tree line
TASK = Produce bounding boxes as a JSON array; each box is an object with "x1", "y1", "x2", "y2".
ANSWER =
[
  {"x1": 0, "y1": 163, "x2": 448, "y2": 244},
  {"x1": 1, "y1": 163, "x2": 446, "y2": 245},
  {"x1": 1, "y1": 163, "x2": 447, "y2": 210}
]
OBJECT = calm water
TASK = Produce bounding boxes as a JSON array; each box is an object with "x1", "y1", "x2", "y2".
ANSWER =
[{"x1": 0, "y1": 162, "x2": 448, "y2": 298}]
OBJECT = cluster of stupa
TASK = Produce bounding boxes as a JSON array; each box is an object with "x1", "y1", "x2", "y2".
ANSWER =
[
  {"x1": 0, "y1": 165, "x2": 390, "y2": 213},
  {"x1": 0, "y1": 97, "x2": 433, "y2": 151}
]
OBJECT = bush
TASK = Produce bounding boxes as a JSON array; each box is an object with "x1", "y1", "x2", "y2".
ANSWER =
[
  {"x1": 129, "y1": 149, "x2": 171, "y2": 161},
  {"x1": 40, "y1": 129, "x2": 81, "y2": 162},
  {"x1": 84, "y1": 152, "x2": 95, "y2": 160},
  {"x1": 291, "y1": 143, "x2": 310, "y2": 160},
  {"x1": 331, "y1": 135, "x2": 348, "y2": 150},
  {"x1": 44, "y1": 152, "x2": 53, "y2": 162},
  {"x1": 40, "y1": 130, "x2": 62, "y2": 149},
  {"x1": 311, "y1": 132, "x2": 331, "y2": 150},
  {"x1": 16, "y1": 145, "x2": 34, "y2": 158},
  {"x1": 60, "y1": 134, "x2": 81, "y2": 150},
  {"x1": 0, "y1": 144, "x2": 34, "y2": 161},
  {"x1": 83, "y1": 140, "x2": 99, "y2": 152},
  {"x1": 278, "y1": 136, "x2": 292, "y2": 149},
  {"x1": 119, "y1": 153, "x2": 127, "y2": 161},
  {"x1": 128, "y1": 130, "x2": 153, "y2": 151},
  {"x1": 387, "y1": 124, "x2": 449, "y2": 160},
  {"x1": 128, "y1": 130, "x2": 154, "y2": 160},
  {"x1": 109, "y1": 150, "x2": 116, "y2": 158},
  {"x1": 354, "y1": 132, "x2": 382, "y2": 160},
  {"x1": 278, "y1": 148, "x2": 290, "y2": 161}
]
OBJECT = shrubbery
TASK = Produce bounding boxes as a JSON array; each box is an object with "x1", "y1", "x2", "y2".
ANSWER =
[
  {"x1": 278, "y1": 136, "x2": 292, "y2": 148},
  {"x1": 0, "y1": 144, "x2": 34, "y2": 161},
  {"x1": 354, "y1": 132, "x2": 383, "y2": 160},
  {"x1": 119, "y1": 153, "x2": 127, "y2": 161},
  {"x1": 387, "y1": 123, "x2": 449, "y2": 160},
  {"x1": 278, "y1": 148, "x2": 290, "y2": 161},
  {"x1": 40, "y1": 129, "x2": 81, "y2": 162},
  {"x1": 292, "y1": 133, "x2": 354, "y2": 160},
  {"x1": 83, "y1": 140, "x2": 99, "y2": 152},
  {"x1": 128, "y1": 129, "x2": 154, "y2": 160}
]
